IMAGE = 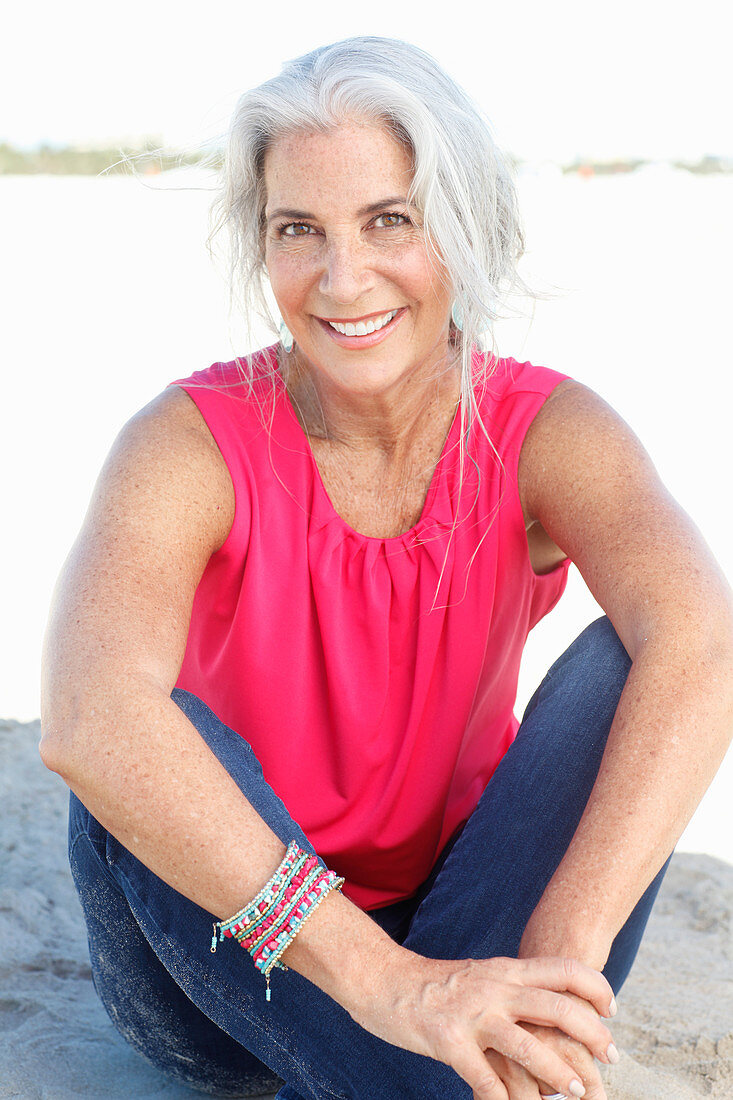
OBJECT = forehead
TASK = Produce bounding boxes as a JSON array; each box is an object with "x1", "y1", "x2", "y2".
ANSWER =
[{"x1": 263, "y1": 121, "x2": 414, "y2": 212}]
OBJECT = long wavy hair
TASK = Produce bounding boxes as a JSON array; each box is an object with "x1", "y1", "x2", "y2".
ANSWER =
[{"x1": 209, "y1": 37, "x2": 532, "y2": 427}]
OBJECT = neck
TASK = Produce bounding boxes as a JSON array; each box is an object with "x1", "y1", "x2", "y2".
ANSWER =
[{"x1": 281, "y1": 345, "x2": 462, "y2": 457}]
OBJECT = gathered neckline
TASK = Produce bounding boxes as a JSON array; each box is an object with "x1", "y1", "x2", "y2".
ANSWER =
[{"x1": 278, "y1": 384, "x2": 463, "y2": 545}]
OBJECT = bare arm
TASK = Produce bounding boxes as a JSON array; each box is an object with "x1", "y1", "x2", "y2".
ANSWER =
[
  {"x1": 41, "y1": 385, "x2": 402, "y2": 993},
  {"x1": 42, "y1": 387, "x2": 296, "y2": 904},
  {"x1": 518, "y1": 380, "x2": 733, "y2": 967},
  {"x1": 41, "y1": 385, "x2": 616, "y2": 1100}
]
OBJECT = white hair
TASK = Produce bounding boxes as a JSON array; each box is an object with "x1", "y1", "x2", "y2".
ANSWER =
[{"x1": 210, "y1": 36, "x2": 532, "y2": 426}]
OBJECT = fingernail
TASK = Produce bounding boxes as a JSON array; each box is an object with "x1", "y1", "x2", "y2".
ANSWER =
[
  {"x1": 569, "y1": 1080, "x2": 586, "y2": 1098},
  {"x1": 607, "y1": 1042, "x2": 620, "y2": 1064},
  {"x1": 607, "y1": 995, "x2": 617, "y2": 1017}
]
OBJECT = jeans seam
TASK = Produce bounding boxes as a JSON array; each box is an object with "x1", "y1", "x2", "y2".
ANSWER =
[{"x1": 69, "y1": 829, "x2": 127, "y2": 896}]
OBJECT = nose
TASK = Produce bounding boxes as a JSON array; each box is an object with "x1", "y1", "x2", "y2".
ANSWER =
[{"x1": 318, "y1": 237, "x2": 373, "y2": 304}]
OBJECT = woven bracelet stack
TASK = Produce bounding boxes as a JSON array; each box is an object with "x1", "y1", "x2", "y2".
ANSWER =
[{"x1": 210, "y1": 840, "x2": 345, "y2": 1001}]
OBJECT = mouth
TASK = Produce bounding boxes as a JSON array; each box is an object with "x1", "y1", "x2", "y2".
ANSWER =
[{"x1": 316, "y1": 307, "x2": 406, "y2": 348}]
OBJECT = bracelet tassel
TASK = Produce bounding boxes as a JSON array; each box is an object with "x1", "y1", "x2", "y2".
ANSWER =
[{"x1": 209, "y1": 841, "x2": 344, "y2": 1001}]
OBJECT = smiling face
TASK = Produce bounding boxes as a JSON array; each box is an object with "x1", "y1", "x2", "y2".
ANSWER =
[{"x1": 263, "y1": 120, "x2": 454, "y2": 399}]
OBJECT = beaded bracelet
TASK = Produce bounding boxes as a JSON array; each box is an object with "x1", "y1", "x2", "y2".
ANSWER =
[{"x1": 210, "y1": 840, "x2": 345, "y2": 1001}]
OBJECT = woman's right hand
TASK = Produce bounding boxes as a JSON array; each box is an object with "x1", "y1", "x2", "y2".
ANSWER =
[{"x1": 352, "y1": 952, "x2": 617, "y2": 1099}]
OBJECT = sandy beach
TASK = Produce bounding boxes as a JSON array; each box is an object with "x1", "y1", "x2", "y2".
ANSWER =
[{"x1": 2, "y1": 716, "x2": 731, "y2": 1099}]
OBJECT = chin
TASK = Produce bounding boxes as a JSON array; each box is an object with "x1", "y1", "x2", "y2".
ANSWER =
[{"x1": 330, "y1": 363, "x2": 414, "y2": 395}]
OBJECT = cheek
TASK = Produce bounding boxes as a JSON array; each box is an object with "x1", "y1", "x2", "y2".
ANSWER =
[
  {"x1": 266, "y1": 250, "x2": 316, "y2": 308},
  {"x1": 383, "y1": 243, "x2": 446, "y2": 304}
]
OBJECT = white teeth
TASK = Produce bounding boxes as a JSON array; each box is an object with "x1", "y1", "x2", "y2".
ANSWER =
[{"x1": 327, "y1": 309, "x2": 397, "y2": 336}]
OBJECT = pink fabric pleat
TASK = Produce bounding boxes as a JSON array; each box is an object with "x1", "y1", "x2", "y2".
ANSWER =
[{"x1": 171, "y1": 348, "x2": 571, "y2": 909}]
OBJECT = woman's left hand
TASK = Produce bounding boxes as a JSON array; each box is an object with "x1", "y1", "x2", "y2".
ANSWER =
[
  {"x1": 513, "y1": 923, "x2": 614, "y2": 1099},
  {"x1": 484, "y1": 1019, "x2": 609, "y2": 1100}
]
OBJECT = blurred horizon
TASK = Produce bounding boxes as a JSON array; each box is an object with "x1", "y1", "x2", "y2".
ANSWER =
[
  {"x1": 6, "y1": 1, "x2": 732, "y2": 163},
  {"x1": 4, "y1": 139, "x2": 732, "y2": 179}
]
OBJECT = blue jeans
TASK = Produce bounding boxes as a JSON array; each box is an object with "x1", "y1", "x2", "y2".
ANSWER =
[{"x1": 68, "y1": 617, "x2": 670, "y2": 1099}]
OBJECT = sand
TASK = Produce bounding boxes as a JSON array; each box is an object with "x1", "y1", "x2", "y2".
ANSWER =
[{"x1": 1, "y1": 716, "x2": 731, "y2": 1099}]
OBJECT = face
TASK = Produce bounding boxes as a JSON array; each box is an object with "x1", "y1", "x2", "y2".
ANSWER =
[{"x1": 263, "y1": 120, "x2": 453, "y2": 397}]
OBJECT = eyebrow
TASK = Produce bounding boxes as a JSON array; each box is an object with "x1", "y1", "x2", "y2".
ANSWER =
[{"x1": 265, "y1": 196, "x2": 411, "y2": 223}]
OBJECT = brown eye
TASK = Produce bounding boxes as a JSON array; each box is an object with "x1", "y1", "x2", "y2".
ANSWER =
[
  {"x1": 374, "y1": 213, "x2": 408, "y2": 228},
  {"x1": 281, "y1": 223, "x2": 313, "y2": 237}
]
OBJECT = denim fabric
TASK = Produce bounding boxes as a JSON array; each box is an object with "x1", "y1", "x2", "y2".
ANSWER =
[{"x1": 68, "y1": 616, "x2": 670, "y2": 1099}]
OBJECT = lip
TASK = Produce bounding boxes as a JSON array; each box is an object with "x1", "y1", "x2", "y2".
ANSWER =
[
  {"x1": 317, "y1": 308, "x2": 400, "y2": 324},
  {"x1": 316, "y1": 307, "x2": 406, "y2": 348}
]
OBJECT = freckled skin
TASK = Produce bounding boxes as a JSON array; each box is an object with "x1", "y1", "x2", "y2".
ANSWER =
[
  {"x1": 262, "y1": 120, "x2": 463, "y2": 539},
  {"x1": 263, "y1": 121, "x2": 455, "y2": 409},
  {"x1": 40, "y1": 109, "x2": 733, "y2": 1100}
]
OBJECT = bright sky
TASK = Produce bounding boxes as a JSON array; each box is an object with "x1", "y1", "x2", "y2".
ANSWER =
[{"x1": 6, "y1": 0, "x2": 732, "y2": 161}]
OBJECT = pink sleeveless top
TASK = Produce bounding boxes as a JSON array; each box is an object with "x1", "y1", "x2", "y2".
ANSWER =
[{"x1": 171, "y1": 348, "x2": 571, "y2": 909}]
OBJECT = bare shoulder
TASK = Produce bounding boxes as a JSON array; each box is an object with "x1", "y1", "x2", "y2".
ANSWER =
[
  {"x1": 518, "y1": 379, "x2": 658, "y2": 527},
  {"x1": 151, "y1": 382, "x2": 224, "y2": 442},
  {"x1": 128, "y1": 382, "x2": 224, "y2": 456},
  {"x1": 516, "y1": 377, "x2": 732, "y2": 656},
  {"x1": 42, "y1": 386, "x2": 236, "y2": 713},
  {"x1": 105, "y1": 384, "x2": 235, "y2": 553}
]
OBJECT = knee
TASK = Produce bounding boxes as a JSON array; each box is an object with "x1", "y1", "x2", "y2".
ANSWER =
[
  {"x1": 170, "y1": 689, "x2": 247, "y2": 753},
  {"x1": 169, "y1": 689, "x2": 269, "y2": 795},
  {"x1": 573, "y1": 616, "x2": 631, "y2": 688},
  {"x1": 171, "y1": 687, "x2": 218, "y2": 728},
  {"x1": 524, "y1": 616, "x2": 631, "y2": 727},
  {"x1": 553, "y1": 616, "x2": 632, "y2": 723},
  {"x1": 572, "y1": 620, "x2": 629, "y2": 704}
]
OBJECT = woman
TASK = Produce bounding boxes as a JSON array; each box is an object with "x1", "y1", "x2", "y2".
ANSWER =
[{"x1": 40, "y1": 36, "x2": 733, "y2": 1100}]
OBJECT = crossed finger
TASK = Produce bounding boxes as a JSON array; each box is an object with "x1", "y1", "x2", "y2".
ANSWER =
[{"x1": 483, "y1": 1030, "x2": 608, "y2": 1100}]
